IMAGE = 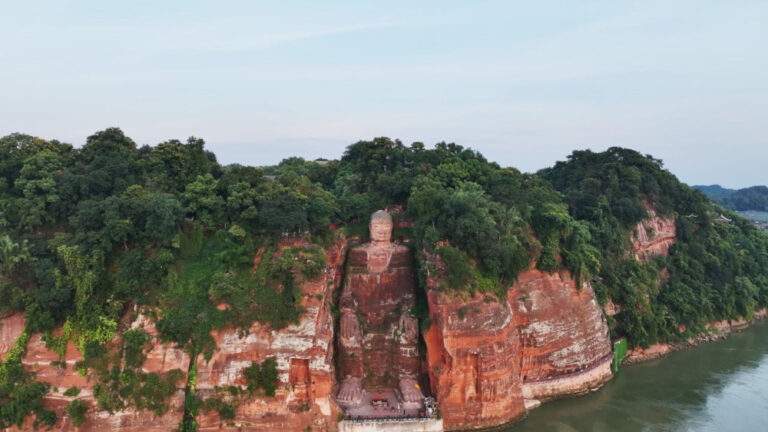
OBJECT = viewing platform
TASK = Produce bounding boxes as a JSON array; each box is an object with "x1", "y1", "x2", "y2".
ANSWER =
[{"x1": 339, "y1": 392, "x2": 442, "y2": 432}]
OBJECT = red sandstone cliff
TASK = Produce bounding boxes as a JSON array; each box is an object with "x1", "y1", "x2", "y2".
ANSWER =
[
  {"x1": 0, "y1": 313, "x2": 24, "y2": 360},
  {"x1": 632, "y1": 204, "x2": 676, "y2": 262},
  {"x1": 424, "y1": 289, "x2": 526, "y2": 430},
  {"x1": 422, "y1": 252, "x2": 613, "y2": 430},
  {"x1": 508, "y1": 270, "x2": 613, "y2": 403},
  {"x1": 194, "y1": 238, "x2": 346, "y2": 432},
  {"x1": 0, "y1": 238, "x2": 347, "y2": 432},
  {"x1": 2, "y1": 311, "x2": 188, "y2": 432},
  {"x1": 604, "y1": 204, "x2": 676, "y2": 321},
  {"x1": 1, "y1": 225, "x2": 648, "y2": 431}
]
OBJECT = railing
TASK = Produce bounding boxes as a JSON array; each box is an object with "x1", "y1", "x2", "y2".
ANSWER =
[{"x1": 343, "y1": 416, "x2": 438, "y2": 424}]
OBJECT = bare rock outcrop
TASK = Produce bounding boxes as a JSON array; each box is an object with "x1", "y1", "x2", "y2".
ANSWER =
[
  {"x1": 423, "y1": 255, "x2": 613, "y2": 430},
  {"x1": 0, "y1": 312, "x2": 24, "y2": 360},
  {"x1": 424, "y1": 289, "x2": 526, "y2": 431},
  {"x1": 2, "y1": 310, "x2": 188, "y2": 432},
  {"x1": 632, "y1": 204, "x2": 676, "y2": 261},
  {"x1": 509, "y1": 270, "x2": 613, "y2": 402},
  {"x1": 0, "y1": 238, "x2": 347, "y2": 432}
]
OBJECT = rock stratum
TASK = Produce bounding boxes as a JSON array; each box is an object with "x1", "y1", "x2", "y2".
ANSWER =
[
  {"x1": 1, "y1": 238, "x2": 348, "y2": 432},
  {"x1": 0, "y1": 209, "x2": 691, "y2": 432},
  {"x1": 632, "y1": 204, "x2": 677, "y2": 262},
  {"x1": 423, "y1": 260, "x2": 613, "y2": 430}
]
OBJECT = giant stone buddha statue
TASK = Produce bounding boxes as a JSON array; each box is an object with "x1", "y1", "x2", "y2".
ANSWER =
[{"x1": 336, "y1": 210, "x2": 423, "y2": 408}]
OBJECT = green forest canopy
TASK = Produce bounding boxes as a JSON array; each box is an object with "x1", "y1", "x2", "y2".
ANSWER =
[
  {"x1": 1, "y1": 130, "x2": 767, "y2": 346},
  {"x1": 1, "y1": 129, "x2": 768, "y2": 426}
]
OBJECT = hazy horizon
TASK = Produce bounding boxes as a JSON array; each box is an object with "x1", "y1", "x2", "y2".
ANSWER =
[{"x1": 2, "y1": 1, "x2": 766, "y2": 188}]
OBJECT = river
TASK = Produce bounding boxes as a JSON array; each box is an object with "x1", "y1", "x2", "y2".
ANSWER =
[{"x1": 507, "y1": 321, "x2": 768, "y2": 432}]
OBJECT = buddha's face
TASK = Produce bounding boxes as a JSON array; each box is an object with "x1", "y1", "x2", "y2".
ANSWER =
[{"x1": 370, "y1": 217, "x2": 393, "y2": 244}]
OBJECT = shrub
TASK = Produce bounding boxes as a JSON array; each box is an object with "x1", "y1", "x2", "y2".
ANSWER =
[
  {"x1": 63, "y1": 386, "x2": 80, "y2": 397},
  {"x1": 243, "y1": 357, "x2": 278, "y2": 397},
  {"x1": 66, "y1": 399, "x2": 88, "y2": 426},
  {"x1": 122, "y1": 329, "x2": 149, "y2": 369}
]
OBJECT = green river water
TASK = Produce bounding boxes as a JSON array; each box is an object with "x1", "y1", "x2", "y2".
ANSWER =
[{"x1": 507, "y1": 321, "x2": 768, "y2": 432}]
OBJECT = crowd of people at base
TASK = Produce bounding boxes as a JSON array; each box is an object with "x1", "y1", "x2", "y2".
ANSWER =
[{"x1": 343, "y1": 412, "x2": 433, "y2": 423}]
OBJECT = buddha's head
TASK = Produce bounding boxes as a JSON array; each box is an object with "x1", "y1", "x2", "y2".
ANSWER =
[{"x1": 369, "y1": 210, "x2": 393, "y2": 246}]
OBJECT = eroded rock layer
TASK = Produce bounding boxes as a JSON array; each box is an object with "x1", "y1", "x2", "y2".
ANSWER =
[
  {"x1": 424, "y1": 289, "x2": 526, "y2": 431},
  {"x1": 195, "y1": 238, "x2": 347, "y2": 431},
  {"x1": 509, "y1": 270, "x2": 613, "y2": 401},
  {"x1": 632, "y1": 204, "x2": 676, "y2": 261},
  {"x1": 423, "y1": 259, "x2": 614, "y2": 430},
  {"x1": 0, "y1": 238, "x2": 346, "y2": 432},
  {"x1": 2, "y1": 230, "x2": 620, "y2": 431},
  {"x1": 0, "y1": 312, "x2": 24, "y2": 360},
  {"x1": 5, "y1": 311, "x2": 188, "y2": 431}
]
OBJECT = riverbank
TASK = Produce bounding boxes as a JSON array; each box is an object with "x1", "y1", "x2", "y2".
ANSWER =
[{"x1": 624, "y1": 308, "x2": 768, "y2": 364}]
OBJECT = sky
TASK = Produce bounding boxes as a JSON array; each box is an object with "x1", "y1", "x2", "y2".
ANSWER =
[{"x1": 1, "y1": 0, "x2": 766, "y2": 188}]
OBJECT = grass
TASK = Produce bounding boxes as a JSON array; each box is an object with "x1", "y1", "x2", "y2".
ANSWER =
[{"x1": 174, "y1": 229, "x2": 308, "y2": 332}]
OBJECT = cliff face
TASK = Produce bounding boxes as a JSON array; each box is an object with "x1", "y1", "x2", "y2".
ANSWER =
[
  {"x1": 4, "y1": 311, "x2": 188, "y2": 432},
  {"x1": 0, "y1": 238, "x2": 347, "y2": 432},
  {"x1": 632, "y1": 205, "x2": 676, "y2": 261},
  {"x1": 0, "y1": 312, "x2": 24, "y2": 360},
  {"x1": 422, "y1": 261, "x2": 612, "y2": 430},
  {"x1": 508, "y1": 270, "x2": 613, "y2": 402},
  {"x1": 1, "y1": 231, "x2": 628, "y2": 431},
  {"x1": 424, "y1": 289, "x2": 525, "y2": 431},
  {"x1": 195, "y1": 238, "x2": 346, "y2": 432}
]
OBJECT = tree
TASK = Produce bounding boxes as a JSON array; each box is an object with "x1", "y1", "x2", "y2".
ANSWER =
[
  {"x1": 143, "y1": 193, "x2": 183, "y2": 242},
  {"x1": 145, "y1": 137, "x2": 215, "y2": 192},
  {"x1": 183, "y1": 174, "x2": 225, "y2": 228},
  {"x1": 14, "y1": 151, "x2": 62, "y2": 229},
  {"x1": 306, "y1": 191, "x2": 336, "y2": 237},
  {"x1": 0, "y1": 133, "x2": 71, "y2": 193},
  {"x1": 0, "y1": 235, "x2": 32, "y2": 275},
  {"x1": 68, "y1": 197, "x2": 132, "y2": 253},
  {"x1": 224, "y1": 181, "x2": 259, "y2": 231},
  {"x1": 54, "y1": 245, "x2": 117, "y2": 353},
  {"x1": 243, "y1": 357, "x2": 278, "y2": 396},
  {"x1": 75, "y1": 128, "x2": 140, "y2": 198},
  {"x1": 66, "y1": 399, "x2": 87, "y2": 426},
  {"x1": 259, "y1": 193, "x2": 307, "y2": 235}
]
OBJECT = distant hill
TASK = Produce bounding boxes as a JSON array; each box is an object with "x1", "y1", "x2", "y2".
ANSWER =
[
  {"x1": 694, "y1": 184, "x2": 768, "y2": 211},
  {"x1": 692, "y1": 184, "x2": 736, "y2": 199}
]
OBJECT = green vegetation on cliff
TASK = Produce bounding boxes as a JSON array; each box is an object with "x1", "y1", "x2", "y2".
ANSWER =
[
  {"x1": 0, "y1": 330, "x2": 56, "y2": 429},
  {"x1": 0, "y1": 129, "x2": 336, "y2": 425},
  {"x1": 338, "y1": 138, "x2": 600, "y2": 290},
  {"x1": 541, "y1": 148, "x2": 768, "y2": 345},
  {"x1": 1, "y1": 130, "x2": 767, "y2": 425}
]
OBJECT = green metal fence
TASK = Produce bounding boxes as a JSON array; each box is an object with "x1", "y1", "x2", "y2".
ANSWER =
[{"x1": 612, "y1": 338, "x2": 628, "y2": 373}]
